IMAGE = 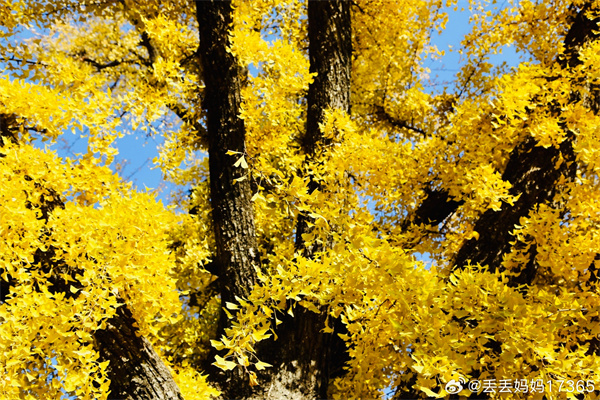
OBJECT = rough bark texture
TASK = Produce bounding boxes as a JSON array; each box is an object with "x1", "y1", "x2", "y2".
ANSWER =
[
  {"x1": 195, "y1": 0, "x2": 260, "y2": 397},
  {"x1": 273, "y1": 1, "x2": 352, "y2": 399},
  {"x1": 295, "y1": 0, "x2": 352, "y2": 256},
  {"x1": 258, "y1": 1, "x2": 352, "y2": 397},
  {"x1": 303, "y1": 0, "x2": 352, "y2": 157},
  {"x1": 196, "y1": 0, "x2": 259, "y2": 304},
  {"x1": 452, "y1": 135, "x2": 577, "y2": 281},
  {"x1": 94, "y1": 302, "x2": 184, "y2": 400},
  {"x1": 195, "y1": 1, "x2": 351, "y2": 398},
  {"x1": 260, "y1": 308, "x2": 349, "y2": 399}
]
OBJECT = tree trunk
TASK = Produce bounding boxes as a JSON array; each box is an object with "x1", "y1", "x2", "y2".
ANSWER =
[
  {"x1": 195, "y1": 0, "x2": 260, "y2": 397},
  {"x1": 271, "y1": 1, "x2": 352, "y2": 399},
  {"x1": 452, "y1": 135, "x2": 577, "y2": 282},
  {"x1": 94, "y1": 302, "x2": 184, "y2": 400},
  {"x1": 195, "y1": 1, "x2": 351, "y2": 398},
  {"x1": 196, "y1": 0, "x2": 259, "y2": 306},
  {"x1": 295, "y1": 0, "x2": 352, "y2": 257},
  {"x1": 261, "y1": 2, "x2": 352, "y2": 398},
  {"x1": 452, "y1": 1, "x2": 598, "y2": 282},
  {"x1": 304, "y1": 0, "x2": 352, "y2": 155}
]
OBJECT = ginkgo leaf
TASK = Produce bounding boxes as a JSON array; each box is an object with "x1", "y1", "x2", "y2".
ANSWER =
[
  {"x1": 249, "y1": 371, "x2": 259, "y2": 386},
  {"x1": 234, "y1": 155, "x2": 248, "y2": 169},
  {"x1": 210, "y1": 340, "x2": 225, "y2": 351},
  {"x1": 213, "y1": 355, "x2": 237, "y2": 371},
  {"x1": 255, "y1": 360, "x2": 273, "y2": 371}
]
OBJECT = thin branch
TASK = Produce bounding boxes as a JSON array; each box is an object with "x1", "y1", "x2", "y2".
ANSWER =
[
  {"x1": 0, "y1": 56, "x2": 47, "y2": 67},
  {"x1": 179, "y1": 47, "x2": 201, "y2": 68},
  {"x1": 139, "y1": 31, "x2": 156, "y2": 65},
  {"x1": 82, "y1": 57, "x2": 137, "y2": 71},
  {"x1": 372, "y1": 104, "x2": 426, "y2": 135},
  {"x1": 167, "y1": 102, "x2": 207, "y2": 138}
]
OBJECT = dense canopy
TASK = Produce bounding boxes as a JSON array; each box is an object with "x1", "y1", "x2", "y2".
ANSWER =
[{"x1": 1, "y1": 0, "x2": 600, "y2": 399}]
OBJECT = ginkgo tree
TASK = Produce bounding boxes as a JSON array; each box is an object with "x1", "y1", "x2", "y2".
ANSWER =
[{"x1": 1, "y1": 0, "x2": 600, "y2": 399}]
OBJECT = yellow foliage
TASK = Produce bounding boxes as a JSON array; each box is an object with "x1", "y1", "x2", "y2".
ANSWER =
[
  {"x1": 0, "y1": 142, "x2": 182, "y2": 397},
  {"x1": 2, "y1": 0, "x2": 600, "y2": 399}
]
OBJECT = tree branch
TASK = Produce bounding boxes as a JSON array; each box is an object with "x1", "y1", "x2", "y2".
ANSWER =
[
  {"x1": 372, "y1": 104, "x2": 426, "y2": 135},
  {"x1": 167, "y1": 102, "x2": 207, "y2": 139},
  {"x1": 82, "y1": 57, "x2": 137, "y2": 71}
]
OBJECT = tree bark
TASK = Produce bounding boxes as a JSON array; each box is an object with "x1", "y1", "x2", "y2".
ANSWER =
[
  {"x1": 452, "y1": 135, "x2": 577, "y2": 282},
  {"x1": 295, "y1": 0, "x2": 352, "y2": 257},
  {"x1": 273, "y1": 1, "x2": 352, "y2": 399},
  {"x1": 195, "y1": 1, "x2": 351, "y2": 398},
  {"x1": 195, "y1": 0, "x2": 260, "y2": 397},
  {"x1": 94, "y1": 302, "x2": 184, "y2": 400},
  {"x1": 196, "y1": 0, "x2": 259, "y2": 306},
  {"x1": 259, "y1": 2, "x2": 352, "y2": 398},
  {"x1": 303, "y1": 0, "x2": 352, "y2": 156}
]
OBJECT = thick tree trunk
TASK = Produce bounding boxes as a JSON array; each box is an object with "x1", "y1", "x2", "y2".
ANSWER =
[
  {"x1": 295, "y1": 0, "x2": 352, "y2": 257},
  {"x1": 304, "y1": 0, "x2": 352, "y2": 155},
  {"x1": 271, "y1": 1, "x2": 352, "y2": 399},
  {"x1": 94, "y1": 302, "x2": 184, "y2": 400},
  {"x1": 452, "y1": 135, "x2": 577, "y2": 282},
  {"x1": 196, "y1": 1, "x2": 259, "y2": 306},
  {"x1": 259, "y1": 1, "x2": 353, "y2": 396},
  {"x1": 195, "y1": 1, "x2": 351, "y2": 398},
  {"x1": 195, "y1": 0, "x2": 260, "y2": 397}
]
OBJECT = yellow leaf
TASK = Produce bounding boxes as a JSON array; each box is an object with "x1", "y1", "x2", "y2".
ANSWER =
[
  {"x1": 322, "y1": 316, "x2": 334, "y2": 333},
  {"x1": 417, "y1": 386, "x2": 441, "y2": 398},
  {"x1": 213, "y1": 355, "x2": 237, "y2": 371},
  {"x1": 449, "y1": 274, "x2": 459, "y2": 286},
  {"x1": 234, "y1": 155, "x2": 248, "y2": 169},
  {"x1": 255, "y1": 360, "x2": 273, "y2": 371},
  {"x1": 249, "y1": 371, "x2": 259, "y2": 386},
  {"x1": 210, "y1": 340, "x2": 225, "y2": 351}
]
